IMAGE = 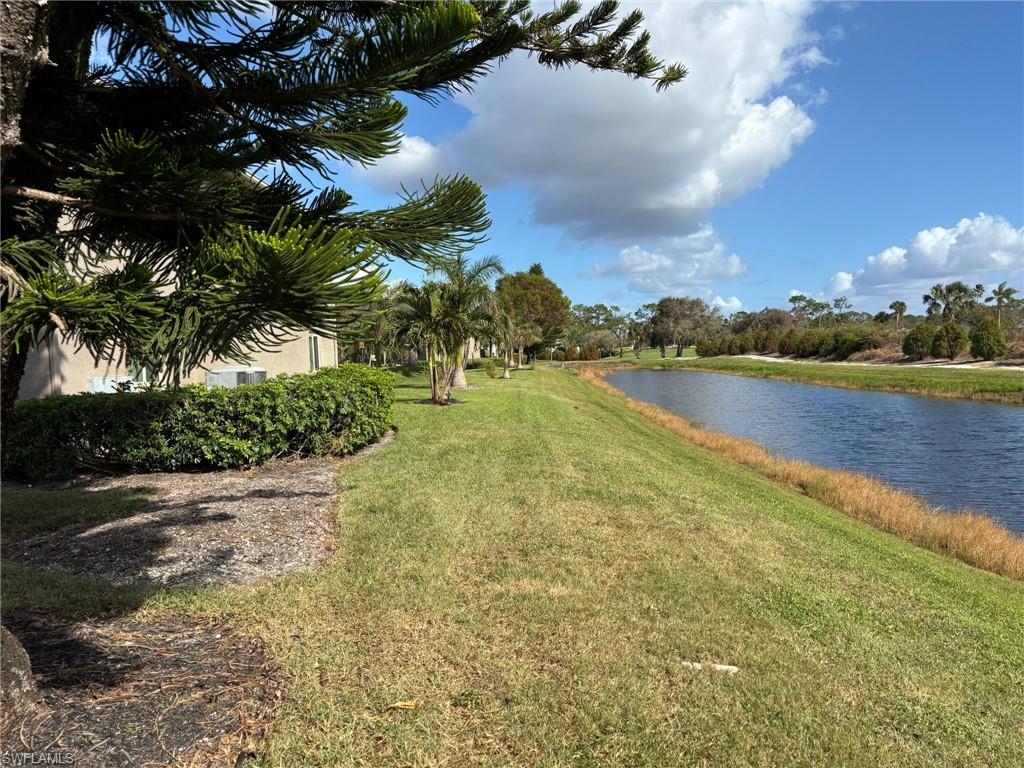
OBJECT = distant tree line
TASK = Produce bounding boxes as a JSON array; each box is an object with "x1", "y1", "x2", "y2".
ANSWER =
[{"x1": 697, "y1": 281, "x2": 1021, "y2": 362}]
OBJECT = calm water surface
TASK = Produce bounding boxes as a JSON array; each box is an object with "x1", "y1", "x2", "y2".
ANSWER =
[{"x1": 608, "y1": 369, "x2": 1024, "y2": 531}]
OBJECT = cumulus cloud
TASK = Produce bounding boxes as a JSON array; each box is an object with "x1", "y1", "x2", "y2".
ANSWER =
[
  {"x1": 586, "y1": 225, "x2": 747, "y2": 295},
  {"x1": 712, "y1": 295, "x2": 744, "y2": 314},
  {"x1": 828, "y1": 271, "x2": 854, "y2": 294},
  {"x1": 357, "y1": 1, "x2": 826, "y2": 248},
  {"x1": 830, "y1": 213, "x2": 1024, "y2": 301}
]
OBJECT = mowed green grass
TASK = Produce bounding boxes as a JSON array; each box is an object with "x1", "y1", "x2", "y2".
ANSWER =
[
  {"x1": 3, "y1": 367, "x2": 1023, "y2": 766},
  {"x1": 645, "y1": 355, "x2": 1024, "y2": 402},
  {"x1": 237, "y1": 368, "x2": 1021, "y2": 765}
]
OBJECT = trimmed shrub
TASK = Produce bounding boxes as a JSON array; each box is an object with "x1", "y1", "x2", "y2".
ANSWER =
[
  {"x1": 931, "y1": 322, "x2": 968, "y2": 359},
  {"x1": 795, "y1": 330, "x2": 820, "y2": 358},
  {"x1": 970, "y1": 318, "x2": 1007, "y2": 360},
  {"x1": 549, "y1": 349, "x2": 566, "y2": 362},
  {"x1": 581, "y1": 345, "x2": 600, "y2": 361},
  {"x1": 902, "y1": 323, "x2": 937, "y2": 360},
  {"x1": 778, "y1": 328, "x2": 800, "y2": 356},
  {"x1": 564, "y1": 346, "x2": 579, "y2": 362},
  {"x1": 485, "y1": 358, "x2": 499, "y2": 378},
  {"x1": 3, "y1": 364, "x2": 394, "y2": 481},
  {"x1": 695, "y1": 338, "x2": 720, "y2": 357}
]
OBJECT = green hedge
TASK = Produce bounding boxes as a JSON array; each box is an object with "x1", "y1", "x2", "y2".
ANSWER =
[
  {"x1": 3, "y1": 364, "x2": 394, "y2": 480},
  {"x1": 697, "y1": 324, "x2": 892, "y2": 361}
]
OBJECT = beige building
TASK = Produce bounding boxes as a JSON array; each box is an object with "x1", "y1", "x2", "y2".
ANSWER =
[{"x1": 18, "y1": 332, "x2": 339, "y2": 399}]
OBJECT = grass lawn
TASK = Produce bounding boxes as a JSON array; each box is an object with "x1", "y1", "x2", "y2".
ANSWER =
[
  {"x1": 4, "y1": 367, "x2": 1023, "y2": 766},
  {"x1": 630, "y1": 355, "x2": 1024, "y2": 403}
]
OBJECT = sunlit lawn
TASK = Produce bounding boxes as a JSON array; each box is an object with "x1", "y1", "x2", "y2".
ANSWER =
[{"x1": 3, "y1": 367, "x2": 1022, "y2": 766}]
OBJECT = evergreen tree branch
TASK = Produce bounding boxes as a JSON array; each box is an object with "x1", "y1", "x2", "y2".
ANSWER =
[{"x1": 1, "y1": 185, "x2": 198, "y2": 223}]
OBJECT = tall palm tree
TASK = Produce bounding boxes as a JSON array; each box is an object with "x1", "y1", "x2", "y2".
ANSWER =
[
  {"x1": 922, "y1": 281, "x2": 976, "y2": 322},
  {"x1": 985, "y1": 281, "x2": 1019, "y2": 329},
  {"x1": 889, "y1": 300, "x2": 907, "y2": 332},
  {"x1": 432, "y1": 254, "x2": 503, "y2": 389}
]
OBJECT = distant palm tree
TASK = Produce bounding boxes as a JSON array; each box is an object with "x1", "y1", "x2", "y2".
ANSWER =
[
  {"x1": 922, "y1": 281, "x2": 976, "y2": 322},
  {"x1": 985, "y1": 281, "x2": 1019, "y2": 329},
  {"x1": 888, "y1": 300, "x2": 907, "y2": 332},
  {"x1": 491, "y1": 304, "x2": 518, "y2": 379}
]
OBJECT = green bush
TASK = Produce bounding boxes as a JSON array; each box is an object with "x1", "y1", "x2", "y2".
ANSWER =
[
  {"x1": 931, "y1": 322, "x2": 968, "y2": 359},
  {"x1": 970, "y1": 318, "x2": 1007, "y2": 360},
  {"x1": 795, "y1": 330, "x2": 820, "y2": 358},
  {"x1": 902, "y1": 323, "x2": 937, "y2": 360},
  {"x1": 695, "y1": 339, "x2": 720, "y2": 357},
  {"x1": 3, "y1": 364, "x2": 394, "y2": 481},
  {"x1": 778, "y1": 328, "x2": 800, "y2": 356},
  {"x1": 485, "y1": 358, "x2": 499, "y2": 378},
  {"x1": 762, "y1": 329, "x2": 781, "y2": 354}
]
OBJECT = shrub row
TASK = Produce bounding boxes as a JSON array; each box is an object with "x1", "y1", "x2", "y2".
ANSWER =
[
  {"x1": 3, "y1": 364, "x2": 394, "y2": 481},
  {"x1": 696, "y1": 324, "x2": 893, "y2": 361},
  {"x1": 901, "y1": 322, "x2": 970, "y2": 360}
]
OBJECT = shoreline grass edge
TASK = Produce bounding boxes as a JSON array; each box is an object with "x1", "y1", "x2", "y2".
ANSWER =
[
  {"x1": 580, "y1": 367, "x2": 1024, "y2": 580},
  {"x1": 571, "y1": 356, "x2": 1024, "y2": 404}
]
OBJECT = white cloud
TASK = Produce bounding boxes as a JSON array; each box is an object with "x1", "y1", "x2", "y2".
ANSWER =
[
  {"x1": 838, "y1": 213, "x2": 1023, "y2": 300},
  {"x1": 712, "y1": 295, "x2": 744, "y2": 314},
  {"x1": 828, "y1": 271, "x2": 854, "y2": 294},
  {"x1": 586, "y1": 224, "x2": 746, "y2": 295},
  {"x1": 357, "y1": 1, "x2": 826, "y2": 248}
]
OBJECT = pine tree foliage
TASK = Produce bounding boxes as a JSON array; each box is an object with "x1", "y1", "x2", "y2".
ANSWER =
[{"x1": 1, "y1": 0, "x2": 684, "y2": 388}]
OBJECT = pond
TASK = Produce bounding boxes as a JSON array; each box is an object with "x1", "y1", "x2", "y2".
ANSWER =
[{"x1": 608, "y1": 369, "x2": 1024, "y2": 532}]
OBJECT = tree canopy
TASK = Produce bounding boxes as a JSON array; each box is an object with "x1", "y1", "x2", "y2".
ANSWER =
[
  {"x1": 495, "y1": 267, "x2": 571, "y2": 347},
  {"x1": 0, "y1": 0, "x2": 684, "y2": 416}
]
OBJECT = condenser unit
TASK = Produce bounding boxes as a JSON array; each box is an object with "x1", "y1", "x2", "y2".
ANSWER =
[{"x1": 205, "y1": 366, "x2": 267, "y2": 388}]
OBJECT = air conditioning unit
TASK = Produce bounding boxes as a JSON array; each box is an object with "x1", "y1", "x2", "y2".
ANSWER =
[{"x1": 205, "y1": 366, "x2": 267, "y2": 388}]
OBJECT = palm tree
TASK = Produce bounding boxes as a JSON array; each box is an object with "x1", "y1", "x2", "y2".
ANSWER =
[
  {"x1": 432, "y1": 254, "x2": 503, "y2": 389},
  {"x1": 888, "y1": 300, "x2": 907, "y2": 332},
  {"x1": 985, "y1": 281, "x2": 1019, "y2": 329},
  {"x1": 922, "y1": 281, "x2": 976, "y2": 322},
  {"x1": 393, "y1": 282, "x2": 448, "y2": 403},
  {"x1": 492, "y1": 305, "x2": 518, "y2": 379}
]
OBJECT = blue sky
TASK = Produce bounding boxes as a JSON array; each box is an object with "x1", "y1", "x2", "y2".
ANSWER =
[{"x1": 340, "y1": 1, "x2": 1023, "y2": 314}]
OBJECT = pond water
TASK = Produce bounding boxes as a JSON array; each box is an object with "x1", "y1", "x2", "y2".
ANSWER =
[{"x1": 608, "y1": 369, "x2": 1024, "y2": 532}]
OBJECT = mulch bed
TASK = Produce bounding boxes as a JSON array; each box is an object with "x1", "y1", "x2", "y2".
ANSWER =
[
  {"x1": 1, "y1": 438, "x2": 395, "y2": 766},
  {"x1": 0, "y1": 612, "x2": 277, "y2": 768},
  {"x1": 4, "y1": 453, "x2": 369, "y2": 587}
]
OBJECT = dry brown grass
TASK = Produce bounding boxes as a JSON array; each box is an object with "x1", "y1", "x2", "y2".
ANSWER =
[
  {"x1": 583, "y1": 369, "x2": 1024, "y2": 581},
  {"x1": 846, "y1": 345, "x2": 904, "y2": 363}
]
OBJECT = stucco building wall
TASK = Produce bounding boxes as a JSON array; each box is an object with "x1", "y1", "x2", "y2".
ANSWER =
[{"x1": 18, "y1": 332, "x2": 339, "y2": 399}]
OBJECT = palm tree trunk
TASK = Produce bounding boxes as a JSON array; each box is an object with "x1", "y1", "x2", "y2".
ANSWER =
[
  {"x1": 427, "y1": 343, "x2": 439, "y2": 402},
  {"x1": 502, "y1": 354, "x2": 511, "y2": 379},
  {"x1": 451, "y1": 343, "x2": 468, "y2": 389}
]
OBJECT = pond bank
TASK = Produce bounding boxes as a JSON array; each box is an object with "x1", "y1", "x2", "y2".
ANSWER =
[
  {"x1": 579, "y1": 354, "x2": 1024, "y2": 403},
  {"x1": 585, "y1": 368, "x2": 1024, "y2": 579}
]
